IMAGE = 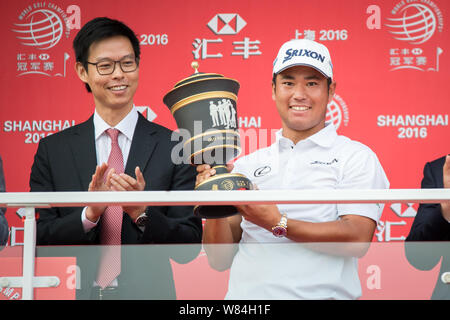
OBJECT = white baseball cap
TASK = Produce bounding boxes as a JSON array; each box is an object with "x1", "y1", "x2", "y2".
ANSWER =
[{"x1": 272, "y1": 39, "x2": 333, "y2": 79}]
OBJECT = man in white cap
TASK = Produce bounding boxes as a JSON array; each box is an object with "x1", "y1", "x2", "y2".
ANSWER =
[{"x1": 197, "y1": 39, "x2": 389, "y2": 299}]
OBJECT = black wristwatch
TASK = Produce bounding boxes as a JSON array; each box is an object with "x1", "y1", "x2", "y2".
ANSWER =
[{"x1": 134, "y1": 212, "x2": 148, "y2": 227}]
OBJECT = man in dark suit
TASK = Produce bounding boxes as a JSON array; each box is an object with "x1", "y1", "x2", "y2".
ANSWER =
[
  {"x1": 405, "y1": 155, "x2": 450, "y2": 299},
  {"x1": 0, "y1": 155, "x2": 8, "y2": 247},
  {"x1": 29, "y1": 17, "x2": 202, "y2": 299}
]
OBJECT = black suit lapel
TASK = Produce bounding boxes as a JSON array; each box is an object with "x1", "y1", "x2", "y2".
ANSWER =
[
  {"x1": 69, "y1": 116, "x2": 97, "y2": 191},
  {"x1": 125, "y1": 113, "x2": 158, "y2": 176}
]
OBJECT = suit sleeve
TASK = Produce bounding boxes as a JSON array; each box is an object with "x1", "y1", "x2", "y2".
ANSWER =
[
  {"x1": 30, "y1": 138, "x2": 98, "y2": 245},
  {"x1": 0, "y1": 213, "x2": 7, "y2": 247},
  {"x1": 0, "y1": 156, "x2": 8, "y2": 246},
  {"x1": 134, "y1": 128, "x2": 202, "y2": 262},
  {"x1": 141, "y1": 162, "x2": 202, "y2": 246},
  {"x1": 405, "y1": 161, "x2": 450, "y2": 271},
  {"x1": 406, "y1": 162, "x2": 450, "y2": 241}
]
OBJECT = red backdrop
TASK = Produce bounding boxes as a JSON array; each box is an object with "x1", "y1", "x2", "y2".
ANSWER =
[{"x1": 0, "y1": 0, "x2": 449, "y2": 244}]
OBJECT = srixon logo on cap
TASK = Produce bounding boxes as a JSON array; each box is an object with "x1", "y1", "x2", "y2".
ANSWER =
[{"x1": 282, "y1": 48, "x2": 326, "y2": 64}]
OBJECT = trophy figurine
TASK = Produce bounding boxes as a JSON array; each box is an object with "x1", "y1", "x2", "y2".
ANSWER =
[{"x1": 163, "y1": 62, "x2": 252, "y2": 218}]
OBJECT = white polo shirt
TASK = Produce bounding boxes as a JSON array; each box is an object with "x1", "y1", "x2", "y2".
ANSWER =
[{"x1": 225, "y1": 123, "x2": 389, "y2": 299}]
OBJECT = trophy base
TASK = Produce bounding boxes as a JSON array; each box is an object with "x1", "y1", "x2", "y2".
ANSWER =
[
  {"x1": 193, "y1": 166, "x2": 252, "y2": 219},
  {"x1": 193, "y1": 204, "x2": 240, "y2": 219}
]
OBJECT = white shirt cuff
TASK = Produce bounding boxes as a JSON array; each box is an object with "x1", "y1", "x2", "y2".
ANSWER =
[{"x1": 81, "y1": 207, "x2": 99, "y2": 232}]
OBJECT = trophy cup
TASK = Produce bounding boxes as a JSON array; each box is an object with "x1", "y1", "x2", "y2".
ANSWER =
[{"x1": 163, "y1": 62, "x2": 252, "y2": 218}]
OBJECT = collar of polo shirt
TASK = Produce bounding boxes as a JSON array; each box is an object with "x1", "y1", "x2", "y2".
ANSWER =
[{"x1": 276, "y1": 122, "x2": 337, "y2": 150}]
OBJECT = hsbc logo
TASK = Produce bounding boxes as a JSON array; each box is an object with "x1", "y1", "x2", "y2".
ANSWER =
[
  {"x1": 207, "y1": 14, "x2": 247, "y2": 35},
  {"x1": 136, "y1": 106, "x2": 157, "y2": 122},
  {"x1": 193, "y1": 13, "x2": 260, "y2": 60},
  {"x1": 390, "y1": 203, "x2": 417, "y2": 218}
]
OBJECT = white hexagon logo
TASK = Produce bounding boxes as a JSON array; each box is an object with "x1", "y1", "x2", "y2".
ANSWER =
[{"x1": 207, "y1": 14, "x2": 247, "y2": 35}]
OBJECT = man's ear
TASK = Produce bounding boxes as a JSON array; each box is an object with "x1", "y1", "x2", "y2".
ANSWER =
[
  {"x1": 75, "y1": 62, "x2": 88, "y2": 84},
  {"x1": 328, "y1": 80, "x2": 336, "y2": 103},
  {"x1": 271, "y1": 81, "x2": 276, "y2": 101}
]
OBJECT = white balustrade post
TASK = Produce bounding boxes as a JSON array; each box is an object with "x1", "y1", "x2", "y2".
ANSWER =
[{"x1": 22, "y1": 207, "x2": 36, "y2": 300}]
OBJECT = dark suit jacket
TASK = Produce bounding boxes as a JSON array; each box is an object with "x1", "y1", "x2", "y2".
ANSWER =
[
  {"x1": 30, "y1": 113, "x2": 202, "y2": 299},
  {"x1": 405, "y1": 156, "x2": 450, "y2": 299},
  {"x1": 0, "y1": 155, "x2": 8, "y2": 246}
]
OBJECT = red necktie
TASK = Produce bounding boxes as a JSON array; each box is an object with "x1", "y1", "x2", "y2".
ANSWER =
[{"x1": 96, "y1": 128, "x2": 124, "y2": 289}]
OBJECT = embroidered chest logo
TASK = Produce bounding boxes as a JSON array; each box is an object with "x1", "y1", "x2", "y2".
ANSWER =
[
  {"x1": 254, "y1": 166, "x2": 271, "y2": 177},
  {"x1": 310, "y1": 158, "x2": 338, "y2": 165}
]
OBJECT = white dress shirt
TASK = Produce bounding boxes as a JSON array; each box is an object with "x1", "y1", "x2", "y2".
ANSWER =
[{"x1": 81, "y1": 106, "x2": 139, "y2": 231}]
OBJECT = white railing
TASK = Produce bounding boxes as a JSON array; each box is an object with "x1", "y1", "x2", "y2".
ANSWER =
[
  {"x1": 1, "y1": 188, "x2": 450, "y2": 207},
  {"x1": 0, "y1": 188, "x2": 449, "y2": 300}
]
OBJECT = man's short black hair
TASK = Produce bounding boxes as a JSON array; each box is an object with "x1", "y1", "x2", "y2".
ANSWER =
[{"x1": 73, "y1": 17, "x2": 141, "y2": 92}]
